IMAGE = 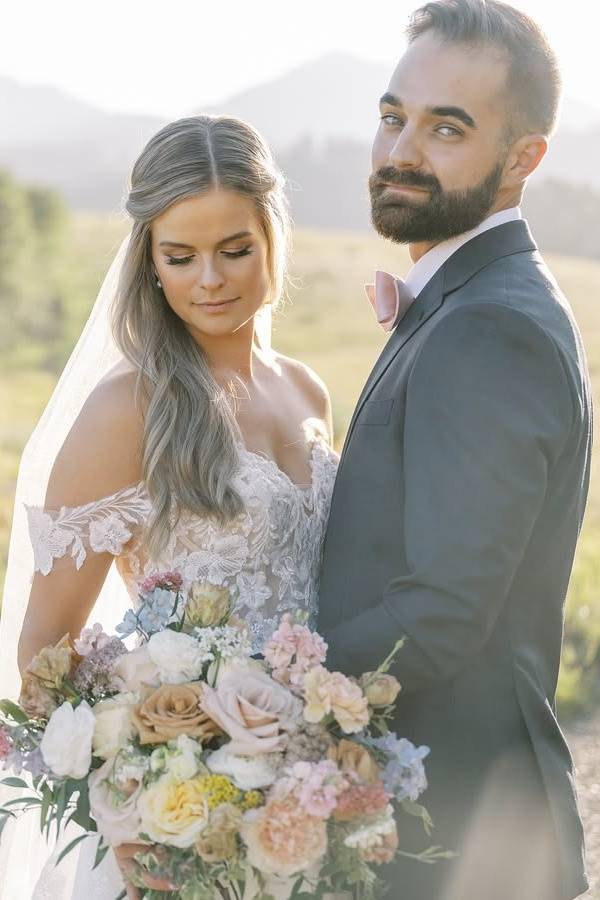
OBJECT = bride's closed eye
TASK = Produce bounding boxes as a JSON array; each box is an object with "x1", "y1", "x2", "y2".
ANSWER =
[{"x1": 165, "y1": 247, "x2": 253, "y2": 266}]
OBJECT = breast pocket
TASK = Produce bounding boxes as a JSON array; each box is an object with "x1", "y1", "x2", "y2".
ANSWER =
[{"x1": 358, "y1": 398, "x2": 394, "y2": 426}]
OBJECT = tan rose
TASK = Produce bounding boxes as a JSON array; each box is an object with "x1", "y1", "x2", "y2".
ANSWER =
[
  {"x1": 359, "y1": 673, "x2": 401, "y2": 708},
  {"x1": 18, "y1": 674, "x2": 57, "y2": 719},
  {"x1": 195, "y1": 803, "x2": 242, "y2": 862},
  {"x1": 25, "y1": 633, "x2": 78, "y2": 687},
  {"x1": 199, "y1": 664, "x2": 303, "y2": 756},
  {"x1": 19, "y1": 633, "x2": 80, "y2": 717},
  {"x1": 328, "y1": 739, "x2": 381, "y2": 784},
  {"x1": 184, "y1": 582, "x2": 231, "y2": 628},
  {"x1": 132, "y1": 683, "x2": 222, "y2": 745}
]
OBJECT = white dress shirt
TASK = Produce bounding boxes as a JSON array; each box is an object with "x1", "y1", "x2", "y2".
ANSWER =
[{"x1": 404, "y1": 207, "x2": 522, "y2": 297}]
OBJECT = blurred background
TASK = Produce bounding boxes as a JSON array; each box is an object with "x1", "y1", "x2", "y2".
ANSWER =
[{"x1": 0, "y1": 0, "x2": 599, "y2": 889}]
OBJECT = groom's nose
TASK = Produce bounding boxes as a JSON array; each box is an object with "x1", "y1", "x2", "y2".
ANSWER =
[{"x1": 388, "y1": 125, "x2": 424, "y2": 170}]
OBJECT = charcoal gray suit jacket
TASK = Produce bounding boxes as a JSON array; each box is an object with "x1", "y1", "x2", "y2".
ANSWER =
[{"x1": 318, "y1": 220, "x2": 591, "y2": 900}]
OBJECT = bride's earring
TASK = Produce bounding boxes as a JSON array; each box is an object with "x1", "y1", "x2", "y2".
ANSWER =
[{"x1": 154, "y1": 271, "x2": 162, "y2": 290}]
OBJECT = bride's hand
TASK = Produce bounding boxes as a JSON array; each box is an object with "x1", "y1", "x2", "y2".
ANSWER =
[{"x1": 113, "y1": 843, "x2": 177, "y2": 897}]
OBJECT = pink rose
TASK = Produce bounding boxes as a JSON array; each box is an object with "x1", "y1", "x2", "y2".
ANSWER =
[{"x1": 199, "y1": 664, "x2": 302, "y2": 755}]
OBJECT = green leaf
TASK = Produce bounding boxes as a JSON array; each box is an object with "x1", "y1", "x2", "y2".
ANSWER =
[
  {"x1": 0, "y1": 700, "x2": 29, "y2": 724},
  {"x1": 0, "y1": 776, "x2": 29, "y2": 789},
  {"x1": 114, "y1": 891, "x2": 127, "y2": 900},
  {"x1": 1, "y1": 796, "x2": 41, "y2": 808},
  {"x1": 40, "y1": 783, "x2": 52, "y2": 832},
  {"x1": 69, "y1": 784, "x2": 92, "y2": 831},
  {"x1": 55, "y1": 832, "x2": 89, "y2": 868},
  {"x1": 93, "y1": 837, "x2": 109, "y2": 869}
]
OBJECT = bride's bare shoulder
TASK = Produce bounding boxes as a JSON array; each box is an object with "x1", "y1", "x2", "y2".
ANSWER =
[
  {"x1": 44, "y1": 361, "x2": 145, "y2": 509},
  {"x1": 274, "y1": 353, "x2": 333, "y2": 443}
]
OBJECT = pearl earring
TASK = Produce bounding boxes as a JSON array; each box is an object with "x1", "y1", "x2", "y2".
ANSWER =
[{"x1": 154, "y1": 273, "x2": 162, "y2": 289}]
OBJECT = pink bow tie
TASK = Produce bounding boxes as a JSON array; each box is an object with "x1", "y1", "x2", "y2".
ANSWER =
[{"x1": 365, "y1": 270, "x2": 415, "y2": 332}]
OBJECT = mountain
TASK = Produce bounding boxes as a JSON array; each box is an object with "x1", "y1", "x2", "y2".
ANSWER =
[
  {"x1": 202, "y1": 52, "x2": 391, "y2": 148},
  {"x1": 0, "y1": 76, "x2": 165, "y2": 208}
]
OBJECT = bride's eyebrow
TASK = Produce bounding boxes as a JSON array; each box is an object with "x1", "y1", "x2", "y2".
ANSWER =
[{"x1": 159, "y1": 231, "x2": 253, "y2": 250}]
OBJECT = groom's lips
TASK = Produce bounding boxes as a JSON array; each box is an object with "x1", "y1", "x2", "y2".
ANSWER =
[{"x1": 381, "y1": 183, "x2": 431, "y2": 198}]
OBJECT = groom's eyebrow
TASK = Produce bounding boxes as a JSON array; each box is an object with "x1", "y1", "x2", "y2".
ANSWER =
[{"x1": 379, "y1": 92, "x2": 477, "y2": 129}]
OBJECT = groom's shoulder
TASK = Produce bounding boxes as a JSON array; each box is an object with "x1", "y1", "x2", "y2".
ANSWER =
[{"x1": 446, "y1": 247, "x2": 579, "y2": 352}]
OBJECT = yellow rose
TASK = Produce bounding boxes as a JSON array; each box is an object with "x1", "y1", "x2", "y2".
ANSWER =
[
  {"x1": 137, "y1": 774, "x2": 209, "y2": 847},
  {"x1": 360, "y1": 673, "x2": 401, "y2": 708},
  {"x1": 184, "y1": 582, "x2": 231, "y2": 628}
]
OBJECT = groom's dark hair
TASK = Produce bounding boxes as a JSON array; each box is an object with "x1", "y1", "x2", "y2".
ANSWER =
[{"x1": 407, "y1": 0, "x2": 561, "y2": 140}]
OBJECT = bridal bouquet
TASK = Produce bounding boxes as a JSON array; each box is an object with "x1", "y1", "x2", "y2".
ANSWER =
[{"x1": 0, "y1": 573, "x2": 449, "y2": 899}]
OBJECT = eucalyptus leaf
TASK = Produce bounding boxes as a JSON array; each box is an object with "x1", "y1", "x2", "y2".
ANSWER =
[
  {"x1": 0, "y1": 700, "x2": 29, "y2": 724},
  {"x1": 55, "y1": 832, "x2": 90, "y2": 868},
  {"x1": 93, "y1": 837, "x2": 109, "y2": 870},
  {"x1": 0, "y1": 776, "x2": 28, "y2": 789}
]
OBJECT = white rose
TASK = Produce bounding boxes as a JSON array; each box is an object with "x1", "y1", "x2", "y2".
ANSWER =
[
  {"x1": 206, "y1": 744, "x2": 281, "y2": 790},
  {"x1": 137, "y1": 773, "x2": 208, "y2": 848},
  {"x1": 206, "y1": 656, "x2": 265, "y2": 687},
  {"x1": 40, "y1": 701, "x2": 95, "y2": 779},
  {"x1": 111, "y1": 644, "x2": 160, "y2": 693},
  {"x1": 164, "y1": 735, "x2": 202, "y2": 782},
  {"x1": 92, "y1": 693, "x2": 138, "y2": 760},
  {"x1": 89, "y1": 757, "x2": 145, "y2": 846},
  {"x1": 147, "y1": 630, "x2": 204, "y2": 684}
]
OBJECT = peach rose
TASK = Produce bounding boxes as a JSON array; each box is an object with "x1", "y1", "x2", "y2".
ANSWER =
[
  {"x1": 199, "y1": 665, "x2": 302, "y2": 756},
  {"x1": 303, "y1": 667, "x2": 370, "y2": 734},
  {"x1": 241, "y1": 795, "x2": 327, "y2": 876},
  {"x1": 327, "y1": 739, "x2": 381, "y2": 784},
  {"x1": 19, "y1": 633, "x2": 80, "y2": 718},
  {"x1": 132, "y1": 683, "x2": 221, "y2": 745}
]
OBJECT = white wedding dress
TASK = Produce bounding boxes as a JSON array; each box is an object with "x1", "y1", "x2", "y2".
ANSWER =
[{"x1": 21, "y1": 427, "x2": 338, "y2": 899}]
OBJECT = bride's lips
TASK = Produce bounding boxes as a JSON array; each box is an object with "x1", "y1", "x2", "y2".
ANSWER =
[{"x1": 192, "y1": 297, "x2": 240, "y2": 312}]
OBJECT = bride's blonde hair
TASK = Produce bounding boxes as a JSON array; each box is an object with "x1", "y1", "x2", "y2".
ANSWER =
[{"x1": 112, "y1": 115, "x2": 290, "y2": 558}]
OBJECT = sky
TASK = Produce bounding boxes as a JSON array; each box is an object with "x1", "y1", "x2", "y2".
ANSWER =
[{"x1": 2, "y1": 0, "x2": 600, "y2": 118}]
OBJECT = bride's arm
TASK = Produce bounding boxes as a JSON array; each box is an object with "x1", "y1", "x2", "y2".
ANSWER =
[{"x1": 18, "y1": 367, "x2": 142, "y2": 673}]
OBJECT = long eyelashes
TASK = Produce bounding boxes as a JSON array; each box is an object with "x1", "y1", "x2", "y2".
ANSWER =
[{"x1": 165, "y1": 248, "x2": 253, "y2": 266}]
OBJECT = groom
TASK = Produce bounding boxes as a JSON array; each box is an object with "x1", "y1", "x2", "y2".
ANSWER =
[{"x1": 318, "y1": 2, "x2": 591, "y2": 899}]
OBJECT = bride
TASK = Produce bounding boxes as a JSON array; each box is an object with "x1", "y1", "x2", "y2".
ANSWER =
[{"x1": 0, "y1": 115, "x2": 338, "y2": 898}]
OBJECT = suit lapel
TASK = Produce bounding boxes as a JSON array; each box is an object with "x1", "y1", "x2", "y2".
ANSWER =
[{"x1": 340, "y1": 219, "x2": 538, "y2": 464}]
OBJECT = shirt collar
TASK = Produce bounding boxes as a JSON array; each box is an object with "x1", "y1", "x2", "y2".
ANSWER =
[{"x1": 404, "y1": 207, "x2": 522, "y2": 298}]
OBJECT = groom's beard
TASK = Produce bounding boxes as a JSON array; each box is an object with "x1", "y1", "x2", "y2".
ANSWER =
[{"x1": 369, "y1": 161, "x2": 505, "y2": 244}]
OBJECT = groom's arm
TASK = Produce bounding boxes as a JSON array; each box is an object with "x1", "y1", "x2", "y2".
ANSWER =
[{"x1": 322, "y1": 302, "x2": 575, "y2": 691}]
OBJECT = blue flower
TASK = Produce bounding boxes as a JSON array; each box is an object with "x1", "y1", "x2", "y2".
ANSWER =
[
  {"x1": 371, "y1": 733, "x2": 430, "y2": 802},
  {"x1": 115, "y1": 609, "x2": 139, "y2": 638}
]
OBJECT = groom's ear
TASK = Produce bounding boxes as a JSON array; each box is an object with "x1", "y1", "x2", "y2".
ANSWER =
[{"x1": 503, "y1": 134, "x2": 548, "y2": 187}]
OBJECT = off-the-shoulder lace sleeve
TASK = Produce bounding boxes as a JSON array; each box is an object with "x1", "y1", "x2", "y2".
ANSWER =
[{"x1": 25, "y1": 483, "x2": 150, "y2": 575}]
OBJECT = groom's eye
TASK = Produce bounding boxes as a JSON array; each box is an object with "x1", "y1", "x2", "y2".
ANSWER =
[
  {"x1": 436, "y1": 124, "x2": 463, "y2": 137},
  {"x1": 381, "y1": 114, "x2": 404, "y2": 128}
]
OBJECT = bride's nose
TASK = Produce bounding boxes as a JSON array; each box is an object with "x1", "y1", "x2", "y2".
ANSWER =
[{"x1": 198, "y1": 259, "x2": 226, "y2": 292}]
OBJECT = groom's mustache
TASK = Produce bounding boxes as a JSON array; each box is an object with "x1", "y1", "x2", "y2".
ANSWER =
[{"x1": 370, "y1": 166, "x2": 442, "y2": 195}]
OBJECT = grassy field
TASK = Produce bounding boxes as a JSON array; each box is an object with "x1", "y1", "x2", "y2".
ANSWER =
[{"x1": 2, "y1": 215, "x2": 600, "y2": 714}]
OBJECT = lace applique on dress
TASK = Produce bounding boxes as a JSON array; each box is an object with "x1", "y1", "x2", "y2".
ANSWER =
[
  {"x1": 25, "y1": 432, "x2": 339, "y2": 651},
  {"x1": 25, "y1": 483, "x2": 149, "y2": 575}
]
